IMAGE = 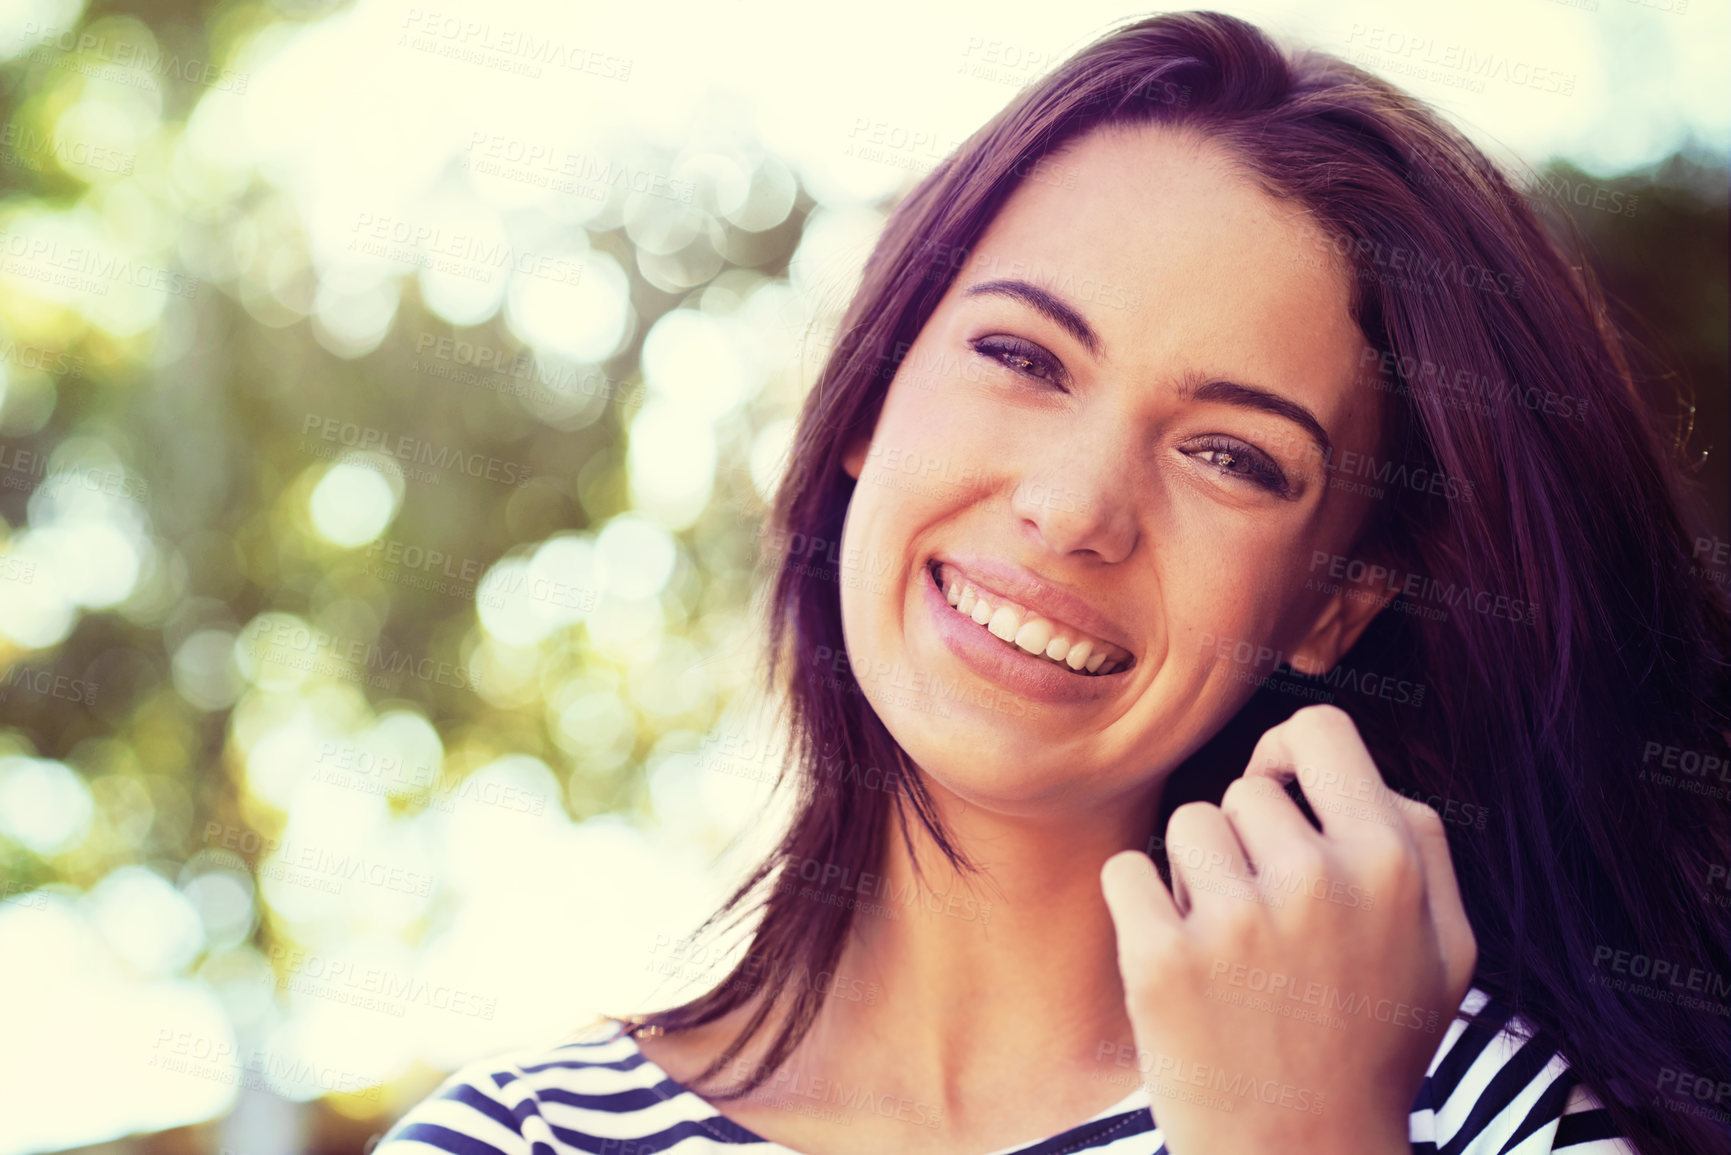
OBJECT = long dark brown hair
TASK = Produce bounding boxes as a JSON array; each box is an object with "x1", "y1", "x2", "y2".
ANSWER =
[{"x1": 618, "y1": 12, "x2": 1731, "y2": 1153}]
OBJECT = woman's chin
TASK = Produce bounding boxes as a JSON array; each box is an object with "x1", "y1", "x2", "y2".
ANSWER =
[{"x1": 890, "y1": 738, "x2": 1121, "y2": 817}]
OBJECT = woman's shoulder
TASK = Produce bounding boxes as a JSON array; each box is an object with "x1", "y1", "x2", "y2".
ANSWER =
[
  {"x1": 1413, "y1": 986, "x2": 1635, "y2": 1154},
  {"x1": 374, "y1": 1019, "x2": 770, "y2": 1155}
]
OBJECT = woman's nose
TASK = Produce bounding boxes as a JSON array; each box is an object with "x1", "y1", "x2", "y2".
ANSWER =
[{"x1": 1009, "y1": 445, "x2": 1141, "y2": 565}]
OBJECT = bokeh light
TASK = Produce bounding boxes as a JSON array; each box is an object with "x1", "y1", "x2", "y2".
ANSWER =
[{"x1": 0, "y1": 0, "x2": 1723, "y2": 1152}]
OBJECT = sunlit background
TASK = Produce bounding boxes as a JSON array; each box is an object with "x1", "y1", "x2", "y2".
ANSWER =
[{"x1": 0, "y1": 0, "x2": 1724, "y2": 1151}]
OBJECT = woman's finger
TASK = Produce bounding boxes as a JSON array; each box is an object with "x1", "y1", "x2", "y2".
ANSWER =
[
  {"x1": 1242, "y1": 704, "x2": 1407, "y2": 845},
  {"x1": 1388, "y1": 796, "x2": 1479, "y2": 992},
  {"x1": 1100, "y1": 849, "x2": 1183, "y2": 968},
  {"x1": 1219, "y1": 773, "x2": 1322, "y2": 865},
  {"x1": 1162, "y1": 801, "x2": 1259, "y2": 924}
]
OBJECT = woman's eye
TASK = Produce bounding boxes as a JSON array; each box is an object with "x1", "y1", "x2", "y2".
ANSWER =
[
  {"x1": 970, "y1": 336, "x2": 1067, "y2": 389},
  {"x1": 1186, "y1": 435, "x2": 1291, "y2": 496}
]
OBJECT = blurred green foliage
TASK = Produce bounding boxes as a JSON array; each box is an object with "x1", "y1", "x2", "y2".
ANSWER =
[{"x1": 0, "y1": 2, "x2": 1724, "y2": 1153}]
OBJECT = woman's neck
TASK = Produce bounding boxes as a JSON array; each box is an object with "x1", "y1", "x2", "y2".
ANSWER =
[
  {"x1": 633, "y1": 776, "x2": 1165, "y2": 1154},
  {"x1": 805, "y1": 777, "x2": 1160, "y2": 1129}
]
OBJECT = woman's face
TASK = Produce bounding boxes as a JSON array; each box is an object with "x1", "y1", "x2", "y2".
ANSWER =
[{"x1": 836, "y1": 123, "x2": 1391, "y2": 819}]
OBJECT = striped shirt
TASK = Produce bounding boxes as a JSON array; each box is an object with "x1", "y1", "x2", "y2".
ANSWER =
[{"x1": 377, "y1": 987, "x2": 1632, "y2": 1155}]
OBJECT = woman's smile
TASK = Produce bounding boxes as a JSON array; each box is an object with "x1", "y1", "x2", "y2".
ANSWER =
[
  {"x1": 918, "y1": 554, "x2": 1135, "y2": 705},
  {"x1": 929, "y1": 557, "x2": 1137, "y2": 673}
]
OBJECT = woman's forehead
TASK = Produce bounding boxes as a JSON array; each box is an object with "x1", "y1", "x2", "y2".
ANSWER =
[
  {"x1": 978, "y1": 125, "x2": 1348, "y2": 306},
  {"x1": 950, "y1": 127, "x2": 1370, "y2": 417}
]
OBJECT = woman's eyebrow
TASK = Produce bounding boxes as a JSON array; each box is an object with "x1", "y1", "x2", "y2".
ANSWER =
[
  {"x1": 1181, "y1": 377, "x2": 1335, "y2": 462},
  {"x1": 961, "y1": 278, "x2": 1104, "y2": 359}
]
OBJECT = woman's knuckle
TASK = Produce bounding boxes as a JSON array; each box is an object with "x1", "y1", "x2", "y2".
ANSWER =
[
  {"x1": 1294, "y1": 702, "x2": 1356, "y2": 735},
  {"x1": 1222, "y1": 775, "x2": 1276, "y2": 809},
  {"x1": 1361, "y1": 837, "x2": 1420, "y2": 891},
  {"x1": 1405, "y1": 799, "x2": 1446, "y2": 833},
  {"x1": 1285, "y1": 842, "x2": 1328, "y2": 879}
]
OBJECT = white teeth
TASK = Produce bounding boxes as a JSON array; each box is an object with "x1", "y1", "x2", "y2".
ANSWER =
[
  {"x1": 934, "y1": 563, "x2": 1129, "y2": 676},
  {"x1": 1014, "y1": 618, "x2": 1053, "y2": 655}
]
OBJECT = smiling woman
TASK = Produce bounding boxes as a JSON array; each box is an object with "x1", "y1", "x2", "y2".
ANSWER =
[{"x1": 377, "y1": 11, "x2": 1730, "y2": 1155}]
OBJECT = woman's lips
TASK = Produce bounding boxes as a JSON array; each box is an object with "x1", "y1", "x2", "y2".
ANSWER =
[
  {"x1": 920, "y1": 560, "x2": 1131, "y2": 706},
  {"x1": 930, "y1": 560, "x2": 1134, "y2": 675}
]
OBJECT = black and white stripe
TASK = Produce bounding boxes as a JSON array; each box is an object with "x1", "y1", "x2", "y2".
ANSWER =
[{"x1": 378, "y1": 987, "x2": 1632, "y2": 1155}]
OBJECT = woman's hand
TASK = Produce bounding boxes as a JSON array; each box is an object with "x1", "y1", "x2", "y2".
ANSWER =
[{"x1": 1099, "y1": 704, "x2": 1477, "y2": 1155}]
